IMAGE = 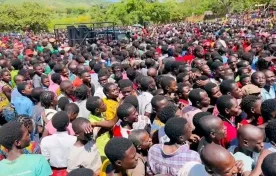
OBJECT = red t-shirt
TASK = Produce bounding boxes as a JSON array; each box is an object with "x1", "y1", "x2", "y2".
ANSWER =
[
  {"x1": 219, "y1": 121, "x2": 237, "y2": 148},
  {"x1": 178, "y1": 55, "x2": 195, "y2": 64},
  {"x1": 240, "y1": 116, "x2": 264, "y2": 126}
]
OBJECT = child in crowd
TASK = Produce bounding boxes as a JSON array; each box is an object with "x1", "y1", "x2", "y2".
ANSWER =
[
  {"x1": 103, "y1": 83, "x2": 120, "y2": 120},
  {"x1": 41, "y1": 111, "x2": 77, "y2": 176},
  {"x1": 68, "y1": 117, "x2": 102, "y2": 173},
  {"x1": 113, "y1": 103, "x2": 139, "y2": 138}
]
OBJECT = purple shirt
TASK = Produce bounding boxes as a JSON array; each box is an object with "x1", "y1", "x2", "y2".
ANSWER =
[{"x1": 148, "y1": 144, "x2": 201, "y2": 175}]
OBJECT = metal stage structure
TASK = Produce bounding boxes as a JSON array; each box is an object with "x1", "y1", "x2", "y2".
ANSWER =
[{"x1": 54, "y1": 22, "x2": 128, "y2": 47}]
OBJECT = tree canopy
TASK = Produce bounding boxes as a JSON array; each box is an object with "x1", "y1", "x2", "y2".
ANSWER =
[{"x1": 0, "y1": 0, "x2": 275, "y2": 32}]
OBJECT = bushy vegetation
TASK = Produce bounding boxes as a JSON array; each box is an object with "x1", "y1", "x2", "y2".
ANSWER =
[{"x1": 0, "y1": 0, "x2": 275, "y2": 32}]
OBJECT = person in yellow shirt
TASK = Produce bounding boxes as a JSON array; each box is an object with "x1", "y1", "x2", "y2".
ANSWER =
[
  {"x1": 100, "y1": 138, "x2": 138, "y2": 176},
  {"x1": 102, "y1": 83, "x2": 120, "y2": 121}
]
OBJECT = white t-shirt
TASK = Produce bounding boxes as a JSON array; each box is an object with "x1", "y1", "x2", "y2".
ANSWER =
[{"x1": 67, "y1": 141, "x2": 102, "y2": 172}]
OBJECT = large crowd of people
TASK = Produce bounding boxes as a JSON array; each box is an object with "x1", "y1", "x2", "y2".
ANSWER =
[{"x1": 0, "y1": 15, "x2": 276, "y2": 176}]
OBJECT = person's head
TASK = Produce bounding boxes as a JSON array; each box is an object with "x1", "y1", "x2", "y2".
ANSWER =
[
  {"x1": 105, "y1": 137, "x2": 138, "y2": 170},
  {"x1": 11, "y1": 59, "x2": 22, "y2": 70},
  {"x1": 72, "y1": 117, "x2": 93, "y2": 142},
  {"x1": 211, "y1": 61, "x2": 225, "y2": 79},
  {"x1": 201, "y1": 144, "x2": 238, "y2": 176},
  {"x1": 51, "y1": 73, "x2": 62, "y2": 85},
  {"x1": 98, "y1": 69, "x2": 109, "y2": 86},
  {"x1": 227, "y1": 55, "x2": 238, "y2": 71},
  {"x1": 217, "y1": 95, "x2": 242, "y2": 117},
  {"x1": 17, "y1": 82, "x2": 33, "y2": 96},
  {"x1": 17, "y1": 115, "x2": 34, "y2": 134},
  {"x1": 58, "y1": 97, "x2": 70, "y2": 111},
  {"x1": 68, "y1": 168, "x2": 95, "y2": 176},
  {"x1": 140, "y1": 76, "x2": 156, "y2": 92},
  {"x1": 165, "y1": 117, "x2": 192, "y2": 144},
  {"x1": 240, "y1": 75, "x2": 251, "y2": 86},
  {"x1": 128, "y1": 129, "x2": 152, "y2": 151},
  {"x1": 193, "y1": 111, "x2": 212, "y2": 137},
  {"x1": 200, "y1": 64, "x2": 212, "y2": 77},
  {"x1": 161, "y1": 76, "x2": 178, "y2": 94},
  {"x1": 263, "y1": 69, "x2": 276, "y2": 86},
  {"x1": 261, "y1": 99, "x2": 276, "y2": 123},
  {"x1": 31, "y1": 87, "x2": 45, "y2": 104},
  {"x1": 262, "y1": 153, "x2": 276, "y2": 176},
  {"x1": 0, "y1": 69, "x2": 11, "y2": 83},
  {"x1": 33, "y1": 63, "x2": 43, "y2": 76},
  {"x1": 52, "y1": 111, "x2": 70, "y2": 132},
  {"x1": 188, "y1": 88, "x2": 210, "y2": 108},
  {"x1": 103, "y1": 83, "x2": 119, "y2": 100},
  {"x1": 117, "y1": 103, "x2": 138, "y2": 125},
  {"x1": 147, "y1": 67, "x2": 158, "y2": 79},
  {"x1": 41, "y1": 75, "x2": 50, "y2": 88},
  {"x1": 0, "y1": 121, "x2": 30, "y2": 151},
  {"x1": 151, "y1": 95, "x2": 169, "y2": 115},
  {"x1": 74, "y1": 84, "x2": 89, "y2": 100},
  {"x1": 80, "y1": 70, "x2": 91, "y2": 84},
  {"x1": 123, "y1": 95, "x2": 138, "y2": 110},
  {"x1": 265, "y1": 119, "x2": 276, "y2": 144},
  {"x1": 251, "y1": 71, "x2": 266, "y2": 88},
  {"x1": 14, "y1": 74, "x2": 25, "y2": 86},
  {"x1": 159, "y1": 104, "x2": 183, "y2": 123},
  {"x1": 118, "y1": 79, "x2": 134, "y2": 98},
  {"x1": 204, "y1": 82, "x2": 222, "y2": 105},
  {"x1": 199, "y1": 115, "x2": 226, "y2": 143},
  {"x1": 220, "y1": 80, "x2": 243, "y2": 99},
  {"x1": 86, "y1": 96, "x2": 107, "y2": 115},
  {"x1": 177, "y1": 83, "x2": 191, "y2": 100},
  {"x1": 241, "y1": 95, "x2": 262, "y2": 117},
  {"x1": 61, "y1": 67, "x2": 69, "y2": 78},
  {"x1": 60, "y1": 80, "x2": 74, "y2": 96},
  {"x1": 65, "y1": 103, "x2": 79, "y2": 121},
  {"x1": 237, "y1": 124, "x2": 264, "y2": 153},
  {"x1": 40, "y1": 91, "x2": 57, "y2": 109},
  {"x1": 176, "y1": 72, "x2": 190, "y2": 84}
]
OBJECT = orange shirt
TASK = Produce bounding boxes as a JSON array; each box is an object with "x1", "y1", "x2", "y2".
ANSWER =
[{"x1": 72, "y1": 77, "x2": 83, "y2": 87}]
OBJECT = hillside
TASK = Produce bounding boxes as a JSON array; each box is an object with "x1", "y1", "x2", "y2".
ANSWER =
[{"x1": 2, "y1": 0, "x2": 119, "y2": 8}]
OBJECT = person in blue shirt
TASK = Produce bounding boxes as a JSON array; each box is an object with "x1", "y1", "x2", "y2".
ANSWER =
[
  {"x1": 11, "y1": 74, "x2": 25, "y2": 105},
  {"x1": 251, "y1": 43, "x2": 264, "y2": 71},
  {"x1": 12, "y1": 82, "x2": 34, "y2": 116}
]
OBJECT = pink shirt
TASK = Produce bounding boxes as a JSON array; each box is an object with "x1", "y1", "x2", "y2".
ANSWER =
[
  {"x1": 48, "y1": 83, "x2": 60, "y2": 96},
  {"x1": 45, "y1": 120, "x2": 75, "y2": 136}
]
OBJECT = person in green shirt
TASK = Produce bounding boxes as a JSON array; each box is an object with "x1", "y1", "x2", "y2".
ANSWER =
[
  {"x1": 0, "y1": 121, "x2": 52, "y2": 176},
  {"x1": 87, "y1": 96, "x2": 112, "y2": 160},
  {"x1": 10, "y1": 59, "x2": 23, "y2": 88}
]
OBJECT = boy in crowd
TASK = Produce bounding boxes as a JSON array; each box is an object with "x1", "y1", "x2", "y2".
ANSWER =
[
  {"x1": 13, "y1": 82, "x2": 34, "y2": 116},
  {"x1": 41, "y1": 111, "x2": 77, "y2": 175},
  {"x1": 101, "y1": 137, "x2": 138, "y2": 175},
  {"x1": 87, "y1": 96, "x2": 110, "y2": 159},
  {"x1": 182, "y1": 88, "x2": 210, "y2": 129},
  {"x1": 240, "y1": 95, "x2": 263, "y2": 126},
  {"x1": 201, "y1": 144, "x2": 243, "y2": 176},
  {"x1": 68, "y1": 117, "x2": 102, "y2": 173},
  {"x1": 137, "y1": 76, "x2": 156, "y2": 117},
  {"x1": 128, "y1": 129, "x2": 152, "y2": 176},
  {"x1": 148, "y1": 118, "x2": 200, "y2": 175},
  {"x1": 113, "y1": 103, "x2": 139, "y2": 138},
  {"x1": 217, "y1": 95, "x2": 242, "y2": 148},
  {"x1": 197, "y1": 115, "x2": 227, "y2": 153},
  {"x1": 103, "y1": 83, "x2": 120, "y2": 121},
  {"x1": 0, "y1": 122, "x2": 52, "y2": 175},
  {"x1": 228, "y1": 124, "x2": 264, "y2": 173}
]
